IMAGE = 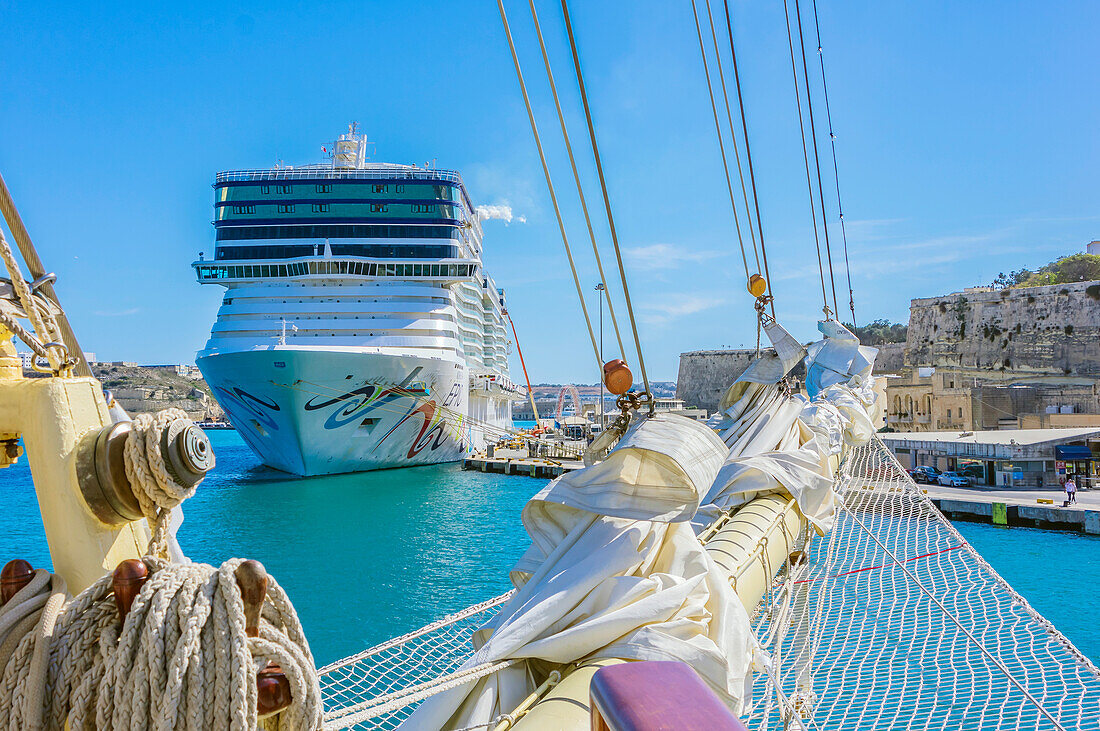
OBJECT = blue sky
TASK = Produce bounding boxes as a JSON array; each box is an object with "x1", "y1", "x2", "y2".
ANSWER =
[{"x1": 1, "y1": 0, "x2": 1097, "y2": 383}]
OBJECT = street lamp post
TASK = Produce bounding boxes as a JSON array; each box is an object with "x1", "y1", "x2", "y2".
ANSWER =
[{"x1": 595, "y1": 283, "x2": 605, "y2": 427}]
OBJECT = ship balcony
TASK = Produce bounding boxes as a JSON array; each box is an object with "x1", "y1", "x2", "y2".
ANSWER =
[{"x1": 193, "y1": 256, "x2": 479, "y2": 285}]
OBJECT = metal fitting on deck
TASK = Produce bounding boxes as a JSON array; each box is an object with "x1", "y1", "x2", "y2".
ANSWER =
[{"x1": 76, "y1": 419, "x2": 213, "y2": 525}]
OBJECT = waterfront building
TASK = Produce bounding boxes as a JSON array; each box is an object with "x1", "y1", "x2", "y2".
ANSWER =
[
  {"x1": 883, "y1": 427, "x2": 1100, "y2": 488},
  {"x1": 193, "y1": 127, "x2": 519, "y2": 475}
]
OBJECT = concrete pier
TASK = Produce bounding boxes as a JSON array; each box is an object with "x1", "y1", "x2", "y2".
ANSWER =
[
  {"x1": 925, "y1": 484, "x2": 1100, "y2": 534},
  {"x1": 462, "y1": 455, "x2": 582, "y2": 479}
]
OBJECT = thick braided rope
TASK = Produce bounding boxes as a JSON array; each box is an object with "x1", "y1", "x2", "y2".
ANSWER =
[
  {"x1": 0, "y1": 558, "x2": 321, "y2": 730},
  {"x1": 123, "y1": 409, "x2": 212, "y2": 556}
]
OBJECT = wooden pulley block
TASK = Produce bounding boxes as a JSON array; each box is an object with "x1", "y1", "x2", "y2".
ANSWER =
[
  {"x1": 603, "y1": 359, "x2": 633, "y2": 396},
  {"x1": 1, "y1": 559, "x2": 34, "y2": 605},
  {"x1": 747, "y1": 273, "x2": 768, "y2": 298},
  {"x1": 112, "y1": 558, "x2": 149, "y2": 625}
]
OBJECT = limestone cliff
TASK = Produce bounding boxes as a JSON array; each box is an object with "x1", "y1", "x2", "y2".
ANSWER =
[{"x1": 904, "y1": 280, "x2": 1100, "y2": 379}]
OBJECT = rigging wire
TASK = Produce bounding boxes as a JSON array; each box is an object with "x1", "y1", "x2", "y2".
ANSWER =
[
  {"x1": 722, "y1": 0, "x2": 776, "y2": 317},
  {"x1": 560, "y1": 0, "x2": 653, "y2": 403},
  {"x1": 810, "y1": 0, "x2": 857, "y2": 326},
  {"x1": 527, "y1": 0, "x2": 627, "y2": 362},
  {"x1": 506, "y1": 309, "x2": 541, "y2": 424},
  {"x1": 703, "y1": 0, "x2": 761, "y2": 274},
  {"x1": 689, "y1": 0, "x2": 753, "y2": 281},
  {"x1": 794, "y1": 0, "x2": 839, "y2": 318},
  {"x1": 781, "y1": 0, "x2": 830, "y2": 318},
  {"x1": 496, "y1": 0, "x2": 603, "y2": 373}
]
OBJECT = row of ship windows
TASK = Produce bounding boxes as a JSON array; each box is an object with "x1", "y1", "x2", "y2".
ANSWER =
[
  {"x1": 197, "y1": 261, "x2": 475, "y2": 280},
  {"x1": 229, "y1": 203, "x2": 438, "y2": 215},
  {"x1": 256, "y1": 184, "x2": 412, "y2": 195},
  {"x1": 215, "y1": 224, "x2": 461, "y2": 241},
  {"x1": 214, "y1": 244, "x2": 461, "y2": 260}
]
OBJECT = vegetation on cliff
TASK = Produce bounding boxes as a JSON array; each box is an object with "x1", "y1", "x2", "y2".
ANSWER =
[
  {"x1": 844, "y1": 319, "x2": 908, "y2": 345},
  {"x1": 993, "y1": 253, "x2": 1100, "y2": 289}
]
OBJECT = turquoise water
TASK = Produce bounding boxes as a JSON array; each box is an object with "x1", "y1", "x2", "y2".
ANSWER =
[
  {"x1": 952, "y1": 521, "x2": 1100, "y2": 663},
  {"x1": 0, "y1": 430, "x2": 545, "y2": 666},
  {"x1": 0, "y1": 430, "x2": 1096, "y2": 667}
]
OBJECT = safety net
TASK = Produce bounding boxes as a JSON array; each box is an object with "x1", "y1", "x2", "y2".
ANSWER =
[
  {"x1": 319, "y1": 437, "x2": 1100, "y2": 730},
  {"x1": 745, "y1": 437, "x2": 1100, "y2": 730}
]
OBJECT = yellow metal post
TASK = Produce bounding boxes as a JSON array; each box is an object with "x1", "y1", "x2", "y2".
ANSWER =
[{"x1": 0, "y1": 327, "x2": 148, "y2": 593}]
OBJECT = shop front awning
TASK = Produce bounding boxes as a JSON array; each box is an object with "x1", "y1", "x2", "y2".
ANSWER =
[{"x1": 1055, "y1": 445, "x2": 1094, "y2": 460}]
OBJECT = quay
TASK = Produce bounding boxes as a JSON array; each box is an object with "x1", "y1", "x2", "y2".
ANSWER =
[
  {"x1": 463, "y1": 454, "x2": 583, "y2": 479},
  {"x1": 922, "y1": 483, "x2": 1100, "y2": 535}
]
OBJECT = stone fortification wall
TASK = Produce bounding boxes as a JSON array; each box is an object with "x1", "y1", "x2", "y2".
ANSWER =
[
  {"x1": 676, "y1": 350, "x2": 758, "y2": 413},
  {"x1": 677, "y1": 349, "x2": 809, "y2": 413},
  {"x1": 905, "y1": 280, "x2": 1100, "y2": 377},
  {"x1": 875, "y1": 342, "x2": 905, "y2": 374}
]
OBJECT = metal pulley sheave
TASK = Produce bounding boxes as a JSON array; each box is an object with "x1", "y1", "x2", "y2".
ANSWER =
[{"x1": 76, "y1": 417, "x2": 215, "y2": 526}]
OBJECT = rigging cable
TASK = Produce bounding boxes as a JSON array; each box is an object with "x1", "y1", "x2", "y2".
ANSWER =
[
  {"x1": 527, "y1": 0, "x2": 627, "y2": 362},
  {"x1": 810, "y1": 0, "x2": 857, "y2": 326},
  {"x1": 794, "y1": 0, "x2": 839, "y2": 318},
  {"x1": 723, "y1": 0, "x2": 776, "y2": 317},
  {"x1": 781, "y1": 0, "x2": 830, "y2": 318},
  {"x1": 689, "y1": 0, "x2": 753, "y2": 281},
  {"x1": 496, "y1": 0, "x2": 603, "y2": 372},
  {"x1": 506, "y1": 309, "x2": 542, "y2": 424},
  {"x1": 703, "y1": 0, "x2": 761, "y2": 274},
  {"x1": 560, "y1": 0, "x2": 653, "y2": 402}
]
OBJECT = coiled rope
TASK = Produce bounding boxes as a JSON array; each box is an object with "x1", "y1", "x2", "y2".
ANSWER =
[
  {"x1": 0, "y1": 409, "x2": 322, "y2": 730},
  {"x1": 123, "y1": 408, "x2": 206, "y2": 558}
]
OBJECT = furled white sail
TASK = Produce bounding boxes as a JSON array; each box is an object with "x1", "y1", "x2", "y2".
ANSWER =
[{"x1": 398, "y1": 320, "x2": 881, "y2": 729}]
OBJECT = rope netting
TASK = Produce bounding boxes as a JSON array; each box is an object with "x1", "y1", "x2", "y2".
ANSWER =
[
  {"x1": 319, "y1": 437, "x2": 1100, "y2": 730},
  {"x1": 318, "y1": 593, "x2": 512, "y2": 730},
  {"x1": 747, "y1": 437, "x2": 1100, "y2": 730}
]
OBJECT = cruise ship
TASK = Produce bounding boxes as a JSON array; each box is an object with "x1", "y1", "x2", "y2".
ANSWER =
[{"x1": 193, "y1": 127, "x2": 520, "y2": 476}]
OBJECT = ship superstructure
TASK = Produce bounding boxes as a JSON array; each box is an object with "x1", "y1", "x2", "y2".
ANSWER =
[{"x1": 194, "y1": 127, "x2": 519, "y2": 475}]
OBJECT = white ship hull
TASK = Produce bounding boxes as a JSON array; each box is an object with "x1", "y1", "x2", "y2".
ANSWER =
[
  {"x1": 199, "y1": 348, "x2": 509, "y2": 476},
  {"x1": 194, "y1": 137, "x2": 519, "y2": 476}
]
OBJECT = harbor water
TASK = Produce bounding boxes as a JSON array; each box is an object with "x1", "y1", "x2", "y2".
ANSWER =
[{"x1": 0, "y1": 429, "x2": 1096, "y2": 667}]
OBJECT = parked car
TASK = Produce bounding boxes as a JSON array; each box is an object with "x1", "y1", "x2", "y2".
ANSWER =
[
  {"x1": 909, "y1": 466, "x2": 940, "y2": 484},
  {"x1": 937, "y1": 471, "x2": 969, "y2": 487}
]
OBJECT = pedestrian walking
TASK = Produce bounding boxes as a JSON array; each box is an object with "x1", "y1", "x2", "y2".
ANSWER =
[{"x1": 1066, "y1": 477, "x2": 1077, "y2": 505}]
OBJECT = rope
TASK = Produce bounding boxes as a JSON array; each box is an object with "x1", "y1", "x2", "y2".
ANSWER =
[
  {"x1": 723, "y1": 0, "x2": 775, "y2": 316},
  {"x1": 809, "y1": 0, "x2": 857, "y2": 326},
  {"x1": 560, "y1": 0, "x2": 653, "y2": 403},
  {"x1": 0, "y1": 309, "x2": 51, "y2": 362},
  {"x1": 496, "y1": 0, "x2": 603, "y2": 374},
  {"x1": 324, "y1": 658, "x2": 520, "y2": 728},
  {"x1": 793, "y1": 0, "x2": 839, "y2": 318},
  {"x1": 527, "y1": 0, "x2": 627, "y2": 363},
  {"x1": 0, "y1": 409, "x2": 322, "y2": 730},
  {"x1": 0, "y1": 172, "x2": 91, "y2": 377},
  {"x1": 782, "y1": 0, "x2": 831, "y2": 318},
  {"x1": 123, "y1": 408, "x2": 210, "y2": 557},
  {"x1": 0, "y1": 229, "x2": 63, "y2": 372},
  {"x1": 689, "y1": 0, "x2": 753, "y2": 282},
  {"x1": 703, "y1": 0, "x2": 761, "y2": 275},
  {"x1": 840, "y1": 491, "x2": 1069, "y2": 730},
  {"x1": 318, "y1": 591, "x2": 513, "y2": 675},
  {"x1": 506, "y1": 312, "x2": 542, "y2": 425}
]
